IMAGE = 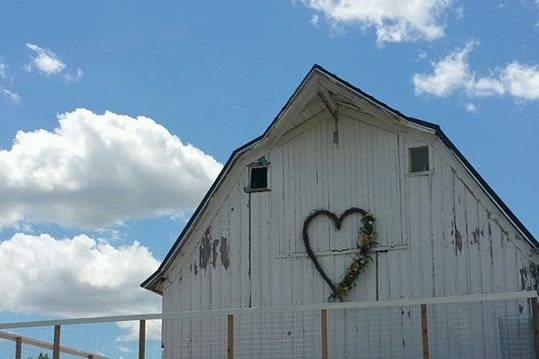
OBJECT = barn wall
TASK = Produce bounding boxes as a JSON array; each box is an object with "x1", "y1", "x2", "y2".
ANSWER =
[{"x1": 161, "y1": 107, "x2": 536, "y2": 317}]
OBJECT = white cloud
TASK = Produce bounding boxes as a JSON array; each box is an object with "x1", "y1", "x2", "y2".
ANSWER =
[
  {"x1": 0, "y1": 63, "x2": 6, "y2": 79},
  {"x1": 413, "y1": 41, "x2": 475, "y2": 96},
  {"x1": 64, "y1": 68, "x2": 84, "y2": 83},
  {"x1": 0, "y1": 233, "x2": 160, "y2": 317},
  {"x1": 300, "y1": 0, "x2": 451, "y2": 44},
  {"x1": 25, "y1": 43, "x2": 66, "y2": 75},
  {"x1": 469, "y1": 76, "x2": 505, "y2": 97},
  {"x1": 465, "y1": 103, "x2": 477, "y2": 112},
  {"x1": 0, "y1": 108, "x2": 222, "y2": 229},
  {"x1": 413, "y1": 43, "x2": 539, "y2": 102},
  {"x1": 501, "y1": 62, "x2": 539, "y2": 100},
  {"x1": 1, "y1": 87, "x2": 21, "y2": 105},
  {"x1": 117, "y1": 320, "x2": 161, "y2": 342},
  {"x1": 455, "y1": 5, "x2": 464, "y2": 20},
  {"x1": 310, "y1": 14, "x2": 320, "y2": 27}
]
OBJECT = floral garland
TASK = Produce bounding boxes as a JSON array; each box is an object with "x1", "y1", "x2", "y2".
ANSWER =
[{"x1": 329, "y1": 212, "x2": 377, "y2": 302}]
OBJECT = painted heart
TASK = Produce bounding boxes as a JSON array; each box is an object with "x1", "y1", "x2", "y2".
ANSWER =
[{"x1": 302, "y1": 207, "x2": 376, "y2": 302}]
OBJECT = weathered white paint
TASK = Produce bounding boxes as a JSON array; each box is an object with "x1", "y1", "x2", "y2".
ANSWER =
[{"x1": 156, "y1": 71, "x2": 537, "y2": 358}]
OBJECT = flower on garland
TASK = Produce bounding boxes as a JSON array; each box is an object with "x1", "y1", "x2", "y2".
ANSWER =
[{"x1": 329, "y1": 212, "x2": 376, "y2": 302}]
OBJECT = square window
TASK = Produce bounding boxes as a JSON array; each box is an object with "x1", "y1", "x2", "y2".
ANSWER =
[
  {"x1": 409, "y1": 146, "x2": 430, "y2": 173},
  {"x1": 249, "y1": 167, "x2": 268, "y2": 190}
]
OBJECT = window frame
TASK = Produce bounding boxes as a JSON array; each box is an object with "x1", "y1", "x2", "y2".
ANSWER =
[
  {"x1": 247, "y1": 164, "x2": 271, "y2": 192},
  {"x1": 407, "y1": 145, "x2": 432, "y2": 176}
]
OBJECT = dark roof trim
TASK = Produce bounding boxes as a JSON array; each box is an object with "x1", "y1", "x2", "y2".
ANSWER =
[{"x1": 142, "y1": 65, "x2": 537, "y2": 293}]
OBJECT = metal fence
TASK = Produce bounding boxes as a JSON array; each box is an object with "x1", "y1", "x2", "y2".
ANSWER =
[{"x1": 1, "y1": 291, "x2": 537, "y2": 359}]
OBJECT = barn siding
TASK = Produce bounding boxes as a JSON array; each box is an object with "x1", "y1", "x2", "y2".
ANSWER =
[{"x1": 161, "y1": 107, "x2": 535, "y2": 356}]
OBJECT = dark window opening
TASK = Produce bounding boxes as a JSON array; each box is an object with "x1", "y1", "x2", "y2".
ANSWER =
[
  {"x1": 249, "y1": 167, "x2": 268, "y2": 190},
  {"x1": 409, "y1": 146, "x2": 430, "y2": 173}
]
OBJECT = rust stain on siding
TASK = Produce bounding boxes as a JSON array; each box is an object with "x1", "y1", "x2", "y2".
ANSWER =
[{"x1": 220, "y1": 237, "x2": 230, "y2": 270}]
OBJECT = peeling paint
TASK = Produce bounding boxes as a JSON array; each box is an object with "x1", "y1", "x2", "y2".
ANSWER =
[
  {"x1": 529, "y1": 262, "x2": 539, "y2": 291},
  {"x1": 211, "y1": 239, "x2": 219, "y2": 268},
  {"x1": 220, "y1": 237, "x2": 230, "y2": 270},
  {"x1": 520, "y1": 267, "x2": 528, "y2": 290},
  {"x1": 199, "y1": 227, "x2": 212, "y2": 271},
  {"x1": 472, "y1": 228, "x2": 480, "y2": 246},
  {"x1": 489, "y1": 238, "x2": 494, "y2": 266},
  {"x1": 454, "y1": 222, "x2": 463, "y2": 255}
]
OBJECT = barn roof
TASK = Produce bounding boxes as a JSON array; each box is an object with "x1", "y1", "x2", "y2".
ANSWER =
[{"x1": 141, "y1": 65, "x2": 537, "y2": 294}]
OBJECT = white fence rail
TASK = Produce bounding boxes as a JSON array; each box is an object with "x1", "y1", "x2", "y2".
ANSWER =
[{"x1": 1, "y1": 291, "x2": 538, "y2": 358}]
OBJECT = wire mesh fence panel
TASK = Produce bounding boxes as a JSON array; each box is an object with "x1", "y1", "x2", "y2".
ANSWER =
[
  {"x1": 163, "y1": 312, "x2": 227, "y2": 359},
  {"x1": 328, "y1": 305, "x2": 422, "y2": 359},
  {"x1": 233, "y1": 309, "x2": 320, "y2": 359},
  {"x1": 428, "y1": 297, "x2": 534, "y2": 359},
  {"x1": 0, "y1": 326, "x2": 55, "y2": 359},
  {"x1": 1, "y1": 292, "x2": 538, "y2": 359},
  {"x1": 60, "y1": 320, "x2": 141, "y2": 358},
  {"x1": 498, "y1": 312, "x2": 534, "y2": 359},
  {"x1": 0, "y1": 318, "x2": 162, "y2": 359}
]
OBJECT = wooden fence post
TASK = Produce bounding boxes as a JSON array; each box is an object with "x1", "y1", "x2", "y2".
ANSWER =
[
  {"x1": 321, "y1": 309, "x2": 328, "y2": 359},
  {"x1": 139, "y1": 319, "x2": 146, "y2": 359},
  {"x1": 227, "y1": 314, "x2": 234, "y2": 359},
  {"x1": 15, "y1": 336, "x2": 21, "y2": 359},
  {"x1": 53, "y1": 325, "x2": 61, "y2": 359},
  {"x1": 421, "y1": 304, "x2": 430, "y2": 359},
  {"x1": 531, "y1": 297, "x2": 539, "y2": 359}
]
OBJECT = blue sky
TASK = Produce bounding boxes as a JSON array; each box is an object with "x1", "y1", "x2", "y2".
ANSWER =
[{"x1": 0, "y1": 0, "x2": 538, "y2": 333}]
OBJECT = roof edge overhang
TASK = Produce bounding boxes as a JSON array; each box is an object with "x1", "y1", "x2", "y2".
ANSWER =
[{"x1": 142, "y1": 65, "x2": 537, "y2": 294}]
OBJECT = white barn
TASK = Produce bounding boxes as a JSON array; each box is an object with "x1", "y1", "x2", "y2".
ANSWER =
[{"x1": 142, "y1": 66, "x2": 538, "y2": 358}]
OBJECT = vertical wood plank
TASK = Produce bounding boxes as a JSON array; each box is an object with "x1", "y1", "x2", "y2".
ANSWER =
[
  {"x1": 321, "y1": 309, "x2": 329, "y2": 359},
  {"x1": 15, "y1": 337, "x2": 21, "y2": 359},
  {"x1": 139, "y1": 319, "x2": 146, "y2": 359},
  {"x1": 421, "y1": 304, "x2": 430, "y2": 359},
  {"x1": 531, "y1": 297, "x2": 539, "y2": 359},
  {"x1": 227, "y1": 314, "x2": 234, "y2": 359},
  {"x1": 53, "y1": 325, "x2": 61, "y2": 359}
]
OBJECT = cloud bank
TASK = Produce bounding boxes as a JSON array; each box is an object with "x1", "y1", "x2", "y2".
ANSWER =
[
  {"x1": 0, "y1": 233, "x2": 160, "y2": 317},
  {"x1": 413, "y1": 41, "x2": 539, "y2": 104},
  {"x1": 300, "y1": 0, "x2": 452, "y2": 44},
  {"x1": 0, "y1": 108, "x2": 222, "y2": 229}
]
